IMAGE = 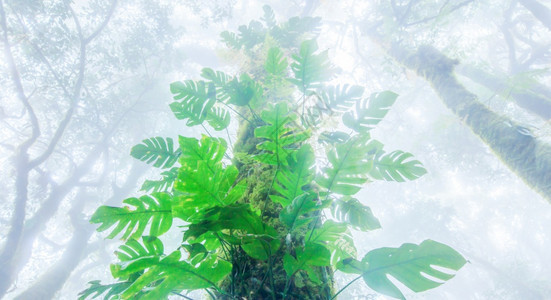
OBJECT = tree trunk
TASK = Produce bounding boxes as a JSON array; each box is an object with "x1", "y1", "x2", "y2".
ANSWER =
[
  {"x1": 456, "y1": 64, "x2": 551, "y2": 121},
  {"x1": 216, "y1": 113, "x2": 333, "y2": 299},
  {"x1": 518, "y1": 0, "x2": 551, "y2": 31},
  {"x1": 370, "y1": 36, "x2": 551, "y2": 203}
]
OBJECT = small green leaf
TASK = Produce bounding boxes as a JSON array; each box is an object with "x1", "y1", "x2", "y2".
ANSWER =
[
  {"x1": 131, "y1": 137, "x2": 180, "y2": 169},
  {"x1": 332, "y1": 197, "x2": 381, "y2": 231},
  {"x1": 370, "y1": 150, "x2": 427, "y2": 182},
  {"x1": 265, "y1": 47, "x2": 288, "y2": 76},
  {"x1": 343, "y1": 91, "x2": 398, "y2": 133}
]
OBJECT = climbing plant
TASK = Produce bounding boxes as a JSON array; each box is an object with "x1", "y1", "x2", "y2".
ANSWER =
[{"x1": 81, "y1": 6, "x2": 466, "y2": 300}]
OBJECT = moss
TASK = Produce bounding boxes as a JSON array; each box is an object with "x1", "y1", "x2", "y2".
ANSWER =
[{"x1": 216, "y1": 116, "x2": 334, "y2": 299}]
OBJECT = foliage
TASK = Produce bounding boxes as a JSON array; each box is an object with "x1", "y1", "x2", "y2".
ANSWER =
[{"x1": 82, "y1": 6, "x2": 465, "y2": 300}]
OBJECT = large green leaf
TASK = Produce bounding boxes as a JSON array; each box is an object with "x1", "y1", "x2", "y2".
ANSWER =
[
  {"x1": 279, "y1": 193, "x2": 327, "y2": 232},
  {"x1": 318, "y1": 84, "x2": 364, "y2": 113},
  {"x1": 113, "y1": 236, "x2": 164, "y2": 263},
  {"x1": 337, "y1": 240, "x2": 467, "y2": 299},
  {"x1": 226, "y1": 73, "x2": 263, "y2": 108},
  {"x1": 130, "y1": 137, "x2": 180, "y2": 169},
  {"x1": 78, "y1": 280, "x2": 133, "y2": 300},
  {"x1": 254, "y1": 102, "x2": 309, "y2": 165},
  {"x1": 169, "y1": 80, "x2": 216, "y2": 127},
  {"x1": 140, "y1": 167, "x2": 178, "y2": 193},
  {"x1": 343, "y1": 91, "x2": 398, "y2": 133},
  {"x1": 118, "y1": 251, "x2": 232, "y2": 299},
  {"x1": 265, "y1": 47, "x2": 288, "y2": 76},
  {"x1": 288, "y1": 39, "x2": 332, "y2": 93},
  {"x1": 370, "y1": 150, "x2": 427, "y2": 182},
  {"x1": 332, "y1": 197, "x2": 381, "y2": 231},
  {"x1": 309, "y1": 220, "x2": 357, "y2": 265},
  {"x1": 316, "y1": 135, "x2": 380, "y2": 196},
  {"x1": 283, "y1": 243, "x2": 331, "y2": 283},
  {"x1": 270, "y1": 144, "x2": 315, "y2": 207},
  {"x1": 183, "y1": 204, "x2": 280, "y2": 260},
  {"x1": 173, "y1": 136, "x2": 246, "y2": 221},
  {"x1": 91, "y1": 193, "x2": 173, "y2": 240}
]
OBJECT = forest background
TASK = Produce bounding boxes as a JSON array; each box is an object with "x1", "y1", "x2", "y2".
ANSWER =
[{"x1": 1, "y1": 0, "x2": 551, "y2": 299}]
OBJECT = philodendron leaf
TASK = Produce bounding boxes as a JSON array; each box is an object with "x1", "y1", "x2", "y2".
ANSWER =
[
  {"x1": 119, "y1": 251, "x2": 232, "y2": 299},
  {"x1": 270, "y1": 144, "x2": 315, "y2": 207},
  {"x1": 343, "y1": 91, "x2": 398, "y2": 133},
  {"x1": 370, "y1": 150, "x2": 427, "y2": 182},
  {"x1": 337, "y1": 239, "x2": 467, "y2": 299},
  {"x1": 280, "y1": 193, "x2": 325, "y2": 232},
  {"x1": 332, "y1": 197, "x2": 381, "y2": 231},
  {"x1": 283, "y1": 243, "x2": 331, "y2": 283},
  {"x1": 131, "y1": 137, "x2": 181, "y2": 169},
  {"x1": 91, "y1": 193, "x2": 173, "y2": 240},
  {"x1": 265, "y1": 47, "x2": 288, "y2": 76},
  {"x1": 141, "y1": 167, "x2": 178, "y2": 193}
]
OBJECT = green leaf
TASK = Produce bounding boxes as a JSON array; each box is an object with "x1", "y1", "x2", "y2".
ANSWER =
[
  {"x1": 283, "y1": 243, "x2": 331, "y2": 283},
  {"x1": 120, "y1": 251, "x2": 232, "y2": 299},
  {"x1": 206, "y1": 106, "x2": 231, "y2": 131},
  {"x1": 318, "y1": 84, "x2": 364, "y2": 113},
  {"x1": 130, "y1": 137, "x2": 180, "y2": 169},
  {"x1": 183, "y1": 204, "x2": 280, "y2": 260},
  {"x1": 271, "y1": 144, "x2": 315, "y2": 207},
  {"x1": 78, "y1": 280, "x2": 133, "y2": 300},
  {"x1": 170, "y1": 80, "x2": 216, "y2": 127},
  {"x1": 332, "y1": 197, "x2": 381, "y2": 231},
  {"x1": 316, "y1": 135, "x2": 380, "y2": 196},
  {"x1": 261, "y1": 5, "x2": 276, "y2": 28},
  {"x1": 280, "y1": 193, "x2": 325, "y2": 232},
  {"x1": 140, "y1": 167, "x2": 178, "y2": 193},
  {"x1": 337, "y1": 240, "x2": 467, "y2": 300},
  {"x1": 370, "y1": 150, "x2": 427, "y2": 182},
  {"x1": 288, "y1": 39, "x2": 332, "y2": 93},
  {"x1": 91, "y1": 193, "x2": 173, "y2": 240},
  {"x1": 265, "y1": 47, "x2": 288, "y2": 76},
  {"x1": 309, "y1": 220, "x2": 357, "y2": 265},
  {"x1": 173, "y1": 136, "x2": 246, "y2": 221},
  {"x1": 220, "y1": 31, "x2": 241, "y2": 49},
  {"x1": 254, "y1": 102, "x2": 309, "y2": 165},
  {"x1": 114, "y1": 236, "x2": 164, "y2": 263},
  {"x1": 343, "y1": 91, "x2": 398, "y2": 133},
  {"x1": 272, "y1": 16, "x2": 322, "y2": 48},
  {"x1": 227, "y1": 73, "x2": 263, "y2": 107}
]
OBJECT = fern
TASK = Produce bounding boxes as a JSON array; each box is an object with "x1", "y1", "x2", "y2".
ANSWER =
[
  {"x1": 91, "y1": 193, "x2": 173, "y2": 240},
  {"x1": 370, "y1": 150, "x2": 427, "y2": 182},
  {"x1": 343, "y1": 91, "x2": 398, "y2": 133},
  {"x1": 130, "y1": 137, "x2": 180, "y2": 169}
]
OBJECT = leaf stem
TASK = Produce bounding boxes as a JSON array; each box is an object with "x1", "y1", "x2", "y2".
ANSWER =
[{"x1": 331, "y1": 275, "x2": 362, "y2": 300}]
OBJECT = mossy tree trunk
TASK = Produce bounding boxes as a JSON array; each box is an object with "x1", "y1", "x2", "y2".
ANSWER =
[
  {"x1": 215, "y1": 113, "x2": 333, "y2": 299},
  {"x1": 370, "y1": 36, "x2": 551, "y2": 203}
]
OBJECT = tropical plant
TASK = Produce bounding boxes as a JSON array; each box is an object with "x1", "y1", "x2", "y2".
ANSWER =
[{"x1": 81, "y1": 6, "x2": 466, "y2": 299}]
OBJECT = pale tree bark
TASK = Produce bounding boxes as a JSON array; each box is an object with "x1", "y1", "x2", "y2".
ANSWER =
[
  {"x1": 14, "y1": 164, "x2": 146, "y2": 300},
  {"x1": 368, "y1": 34, "x2": 551, "y2": 203},
  {"x1": 456, "y1": 64, "x2": 551, "y2": 121},
  {"x1": 518, "y1": 0, "x2": 551, "y2": 31}
]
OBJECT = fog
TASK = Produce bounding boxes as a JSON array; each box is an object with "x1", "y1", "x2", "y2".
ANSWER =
[{"x1": 1, "y1": 0, "x2": 551, "y2": 299}]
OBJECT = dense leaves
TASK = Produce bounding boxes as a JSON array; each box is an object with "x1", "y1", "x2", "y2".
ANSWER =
[{"x1": 85, "y1": 7, "x2": 464, "y2": 300}]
